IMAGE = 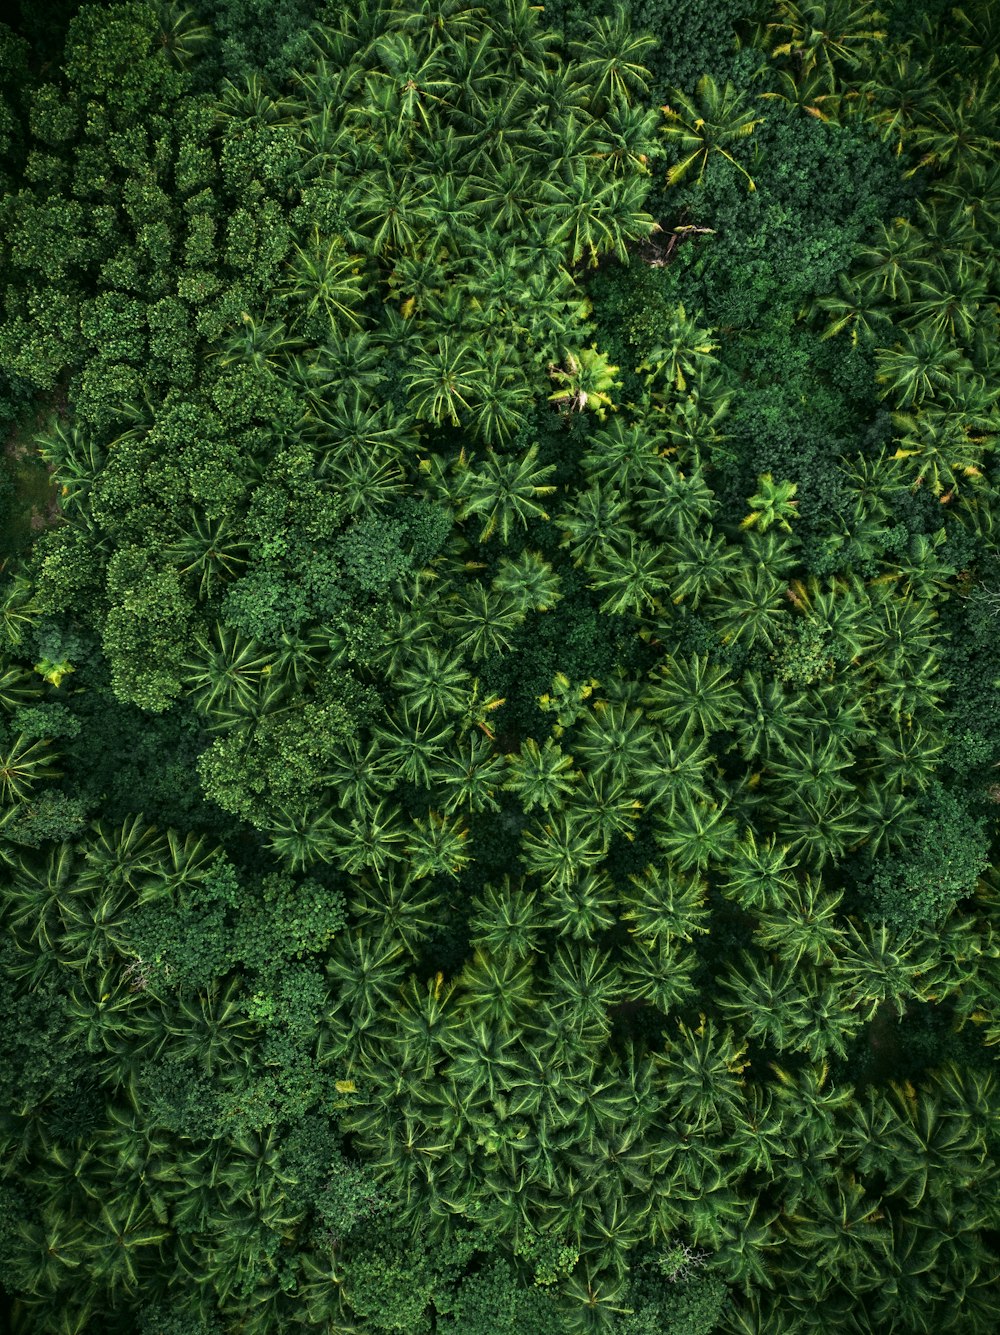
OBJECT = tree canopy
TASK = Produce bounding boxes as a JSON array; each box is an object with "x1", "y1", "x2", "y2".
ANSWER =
[{"x1": 1, "y1": 1, "x2": 999, "y2": 1332}]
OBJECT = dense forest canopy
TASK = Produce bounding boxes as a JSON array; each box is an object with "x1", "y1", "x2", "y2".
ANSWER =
[{"x1": 0, "y1": 0, "x2": 998, "y2": 1331}]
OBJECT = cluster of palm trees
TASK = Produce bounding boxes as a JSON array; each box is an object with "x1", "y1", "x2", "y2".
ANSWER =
[
  {"x1": 1, "y1": 0, "x2": 999, "y2": 1332},
  {"x1": 774, "y1": 0, "x2": 1000, "y2": 501}
]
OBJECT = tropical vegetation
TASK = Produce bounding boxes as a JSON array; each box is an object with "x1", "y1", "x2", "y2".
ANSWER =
[{"x1": 0, "y1": 0, "x2": 998, "y2": 1332}]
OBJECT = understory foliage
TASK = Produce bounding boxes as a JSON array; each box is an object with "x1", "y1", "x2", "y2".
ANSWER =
[{"x1": 1, "y1": 0, "x2": 999, "y2": 1332}]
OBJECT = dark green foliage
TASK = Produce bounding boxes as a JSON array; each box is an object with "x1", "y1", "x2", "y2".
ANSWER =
[
  {"x1": 201, "y1": 0, "x2": 319, "y2": 84},
  {"x1": 439, "y1": 1259, "x2": 570, "y2": 1334},
  {"x1": 136, "y1": 1304, "x2": 225, "y2": 1335},
  {"x1": 618, "y1": 1249, "x2": 729, "y2": 1334},
  {"x1": 2, "y1": 1, "x2": 1000, "y2": 1333},
  {"x1": 866, "y1": 782, "x2": 991, "y2": 928}
]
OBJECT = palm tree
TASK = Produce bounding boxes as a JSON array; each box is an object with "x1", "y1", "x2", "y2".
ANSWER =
[
  {"x1": 265, "y1": 795, "x2": 344, "y2": 870},
  {"x1": 466, "y1": 361, "x2": 534, "y2": 446},
  {"x1": 403, "y1": 335, "x2": 487, "y2": 426},
  {"x1": 9, "y1": 1208, "x2": 91, "y2": 1303},
  {"x1": 181, "y1": 625, "x2": 274, "y2": 723},
  {"x1": 616, "y1": 865, "x2": 710, "y2": 950},
  {"x1": 520, "y1": 810, "x2": 606, "y2": 890},
  {"x1": 865, "y1": 719, "x2": 945, "y2": 797},
  {"x1": 327, "y1": 798, "x2": 409, "y2": 875},
  {"x1": 547, "y1": 345, "x2": 622, "y2": 418},
  {"x1": 883, "y1": 1075, "x2": 989, "y2": 1211},
  {"x1": 392, "y1": 970, "x2": 462, "y2": 1075},
  {"x1": 265, "y1": 625, "x2": 335, "y2": 693},
  {"x1": 857, "y1": 782, "x2": 923, "y2": 856},
  {"x1": 567, "y1": 4, "x2": 655, "y2": 109},
  {"x1": 570, "y1": 699, "x2": 655, "y2": 788},
  {"x1": 540, "y1": 868, "x2": 618, "y2": 942},
  {"x1": 444, "y1": 1017, "x2": 522, "y2": 1104},
  {"x1": 458, "y1": 443, "x2": 557, "y2": 543},
  {"x1": 716, "y1": 950, "x2": 800, "y2": 1050},
  {"x1": 636, "y1": 305, "x2": 718, "y2": 396},
  {"x1": 757, "y1": 63, "x2": 852, "y2": 121},
  {"x1": 6, "y1": 843, "x2": 85, "y2": 958},
  {"x1": 718, "y1": 829, "x2": 801, "y2": 911},
  {"x1": 166, "y1": 510, "x2": 249, "y2": 599},
  {"x1": 585, "y1": 535, "x2": 670, "y2": 616},
  {"x1": 709, "y1": 562, "x2": 789, "y2": 650},
  {"x1": 416, "y1": 169, "x2": 480, "y2": 254},
  {"x1": 438, "y1": 730, "x2": 506, "y2": 814},
  {"x1": 492, "y1": 549, "x2": 563, "y2": 614},
  {"x1": 580, "y1": 416, "x2": 664, "y2": 492},
  {"x1": 350, "y1": 866, "x2": 442, "y2": 958},
  {"x1": 764, "y1": 731, "x2": 856, "y2": 809},
  {"x1": 362, "y1": 31, "x2": 452, "y2": 135},
  {"x1": 162, "y1": 975, "x2": 257, "y2": 1075},
  {"x1": 753, "y1": 874, "x2": 844, "y2": 966},
  {"x1": 468, "y1": 875, "x2": 542, "y2": 961},
  {"x1": 724, "y1": 1292, "x2": 804, "y2": 1334},
  {"x1": 654, "y1": 1017, "x2": 748, "y2": 1135},
  {"x1": 486, "y1": 0, "x2": 556, "y2": 69},
  {"x1": 858, "y1": 47, "x2": 940, "y2": 157},
  {"x1": 590, "y1": 99, "x2": 661, "y2": 176},
  {"x1": 213, "y1": 310, "x2": 302, "y2": 376},
  {"x1": 369, "y1": 702, "x2": 455, "y2": 788},
  {"x1": 503, "y1": 736, "x2": 579, "y2": 813},
  {"x1": 658, "y1": 377, "x2": 733, "y2": 458},
  {"x1": 667, "y1": 528, "x2": 742, "y2": 610},
  {"x1": 468, "y1": 157, "x2": 536, "y2": 234},
  {"x1": 905, "y1": 256, "x2": 990, "y2": 345},
  {"x1": 313, "y1": 387, "x2": 419, "y2": 469},
  {"x1": 0, "y1": 570, "x2": 42, "y2": 653},
  {"x1": 633, "y1": 729, "x2": 713, "y2": 816},
  {"x1": 81, "y1": 817, "x2": 170, "y2": 893},
  {"x1": 0, "y1": 730, "x2": 60, "y2": 803},
  {"x1": 635, "y1": 461, "x2": 716, "y2": 541},
  {"x1": 575, "y1": 772, "x2": 643, "y2": 845},
  {"x1": 216, "y1": 71, "x2": 302, "y2": 129},
  {"x1": 906, "y1": 58, "x2": 1000, "y2": 181},
  {"x1": 778, "y1": 1175, "x2": 891, "y2": 1302},
  {"x1": 890, "y1": 398, "x2": 994, "y2": 496},
  {"x1": 306, "y1": 328, "x2": 389, "y2": 401},
  {"x1": 0, "y1": 661, "x2": 39, "y2": 710},
  {"x1": 742, "y1": 474, "x2": 799, "y2": 533},
  {"x1": 405, "y1": 810, "x2": 471, "y2": 880},
  {"x1": 349, "y1": 165, "x2": 436, "y2": 256},
  {"x1": 443, "y1": 583, "x2": 526, "y2": 660},
  {"x1": 538, "y1": 162, "x2": 653, "y2": 267},
  {"x1": 768, "y1": 1059, "x2": 854, "y2": 1146},
  {"x1": 522, "y1": 58, "x2": 589, "y2": 130},
  {"x1": 660, "y1": 75, "x2": 765, "y2": 192},
  {"x1": 392, "y1": 642, "x2": 473, "y2": 722},
  {"x1": 324, "y1": 447, "x2": 409, "y2": 516},
  {"x1": 782, "y1": 575, "x2": 876, "y2": 666},
  {"x1": 63, "y1": 963, "x2": 161, "y2": 1082},
  {"x1": 774, "y1": 788, "x2": 867, "y2": 870},
  {"x1": 652, "y1": 798, "x2": 739, "y2": 873},
  {"x1": 732, "y1": 670, "x2": 810, "y2": 760},
  {"x1": 325, "y1": 929, "x2": 407, "y2": 1035},
  {"x1": 544, "y1": 942, "x2": 624, "y2": 1043},
  {"x1": 809, "y1": 271, "x2": 892, "y2": 345},
  {"x1": 34, "y1": 417, "x2": 105, "y2": 514},
  {"x1": 641, "y1": 654, "x2": 740, "y2": 739},
  {"x1": 875, "y1": 329, "x2": 972, "y2": 407},
  {"x1": 834, "y1": 921, "x2": 923, "y2": 1021},
  {"x1": 459, "y1": 948, "x2": 536, "y2": 1027},
  {"x1": 558, "y1": 483, "x2": 634, "y2": 567},
  {"x1": 765, "y1": 0, "x2": 887, "y2": 84},
  {"x1": 83, "y1": 1193, "x2": 170, "y2": 1302}
]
